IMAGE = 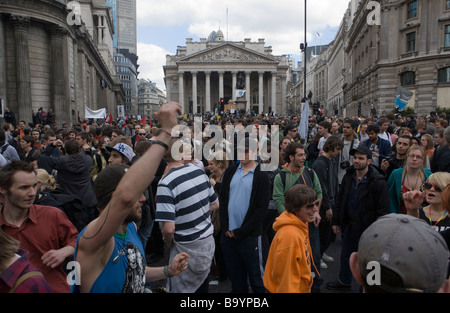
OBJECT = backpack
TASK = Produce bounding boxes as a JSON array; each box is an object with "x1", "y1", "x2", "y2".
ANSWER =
[
  {"x1": 279, "y1": 166, "x2": 315, "y2": 190},
  {"x1": 35, "y1": 190, "x2": 89, "y2": 232}
]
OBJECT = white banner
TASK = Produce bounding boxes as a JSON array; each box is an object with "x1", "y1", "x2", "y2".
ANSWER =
[{"x1": 85, "y1": 107, "x2": 106, "y2": 119}]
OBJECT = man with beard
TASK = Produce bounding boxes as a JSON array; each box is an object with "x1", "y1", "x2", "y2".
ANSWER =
[
  {"x1": 71, "y1": 102, "x2": 189, "y2": 293},
  {"x1": 326, "y1": 145, "x2": 389, "y2": 291},
  {"x1": 380, "y1": 135, "x2": 412, "y2": 180}
]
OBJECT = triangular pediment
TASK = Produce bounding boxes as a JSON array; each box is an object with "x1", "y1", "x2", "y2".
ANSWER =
[{"x1": 178, "y1": 43, "x2": 278, "y2": 64}]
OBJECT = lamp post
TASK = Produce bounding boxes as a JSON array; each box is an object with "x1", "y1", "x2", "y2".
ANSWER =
[{"x1": 299, "y1": 0, "x2": 307, "y2": 102}]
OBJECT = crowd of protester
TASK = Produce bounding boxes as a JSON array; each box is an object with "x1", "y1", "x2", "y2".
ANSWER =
[{"x1": 1, "y1": 104, "x2": 450, "y2": 293}]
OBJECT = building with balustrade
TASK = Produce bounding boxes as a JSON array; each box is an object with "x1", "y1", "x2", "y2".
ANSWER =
[{"x1": 163, "y1": 30, "x2": 291, "y2": 115}]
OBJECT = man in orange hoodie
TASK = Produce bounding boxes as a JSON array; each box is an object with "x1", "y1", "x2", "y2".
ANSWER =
[{"x1": 263, "y1": 184, "x2": 319, "y2": 293}]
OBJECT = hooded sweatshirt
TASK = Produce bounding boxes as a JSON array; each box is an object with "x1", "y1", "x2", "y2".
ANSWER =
[{"x1": 263, "y1": 211, "x2": 313, "y2": 293}]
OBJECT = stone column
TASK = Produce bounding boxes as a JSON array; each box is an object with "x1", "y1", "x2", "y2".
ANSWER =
[
  {"x1": 165, "y1": 75, "x2": 171, "y2": 102},
  {"x1": 205, "y1": 71, "x2": 211, "y2": 113},
  {"x1": 245, "y1": 71, "x2": 251, "y2": 112},
  {"x1": 192, "y1": 71, "x2": 198, "y2": 113},
  {"x1": 178, "y1": 72, "x2": 185, "y2": 113},
  {"x1": 281, "y1": 74, "x2": 287, "y2": 114},
  {"x1": 219, "y1": 71, "x2": 224, "y2": 99},
  {"x1": 0, "y1": 15, "x2": 7, "y2": 117},
  {"x1": 258, "y1": 71, "x2": 264, "y2": 114},
  {"x1": 10, "y1": 15, "x2": 32, "y2": 123},
  {"x1": 47, "y1": 23, "x2": 69, "y2": 126},
  {"x1": 232, "y1": 71, "x2": 237, "y2": 101},
  {"x1": 271, "y1": 72, "x2": 277, "y2": 115}
]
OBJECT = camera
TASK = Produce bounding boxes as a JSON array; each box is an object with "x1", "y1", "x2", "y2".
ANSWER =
[
  {"x1": 384, "y1": 156, "x2": 393, "y2": 164},
  {"x1": 340, "y1": 160, "x2": 351, "y2": 170}
]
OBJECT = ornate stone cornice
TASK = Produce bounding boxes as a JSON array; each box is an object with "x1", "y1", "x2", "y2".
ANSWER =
[
  {"x1": 46, "y1": 24, "x2": 69, "y2": 37},
  {"x1": 9, "y1": 14, "x2": 30, "y2": 30}
]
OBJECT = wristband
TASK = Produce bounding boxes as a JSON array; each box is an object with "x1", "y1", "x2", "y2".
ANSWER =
[
  {"x1": 163, "y1": 265, "x2": 172, "y2": 278},
  {"x1": 149, "y1": 140, "x2": 169, "y2": 151}
]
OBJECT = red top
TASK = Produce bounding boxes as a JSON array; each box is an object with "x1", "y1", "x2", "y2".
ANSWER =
[{"x1": 0, "y1": 205, "x2": 79, "y2": 293}]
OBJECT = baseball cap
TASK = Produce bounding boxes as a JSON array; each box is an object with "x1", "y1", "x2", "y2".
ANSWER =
[
  {"x1": 94, "y1": 164, "x2": 130, "y2": 210},
  {"x1": 106, "y1": 143, "x2": 133, "y2": 162},
  {"x1": 357, "y1": 214, "x2": 450, "y2": 293},
  {"x1": 350, "y1": 144, "x2": 373, "y2": 159},
  {"x1": 283, "y1": 124, "x2": 297, "y2": 136}
]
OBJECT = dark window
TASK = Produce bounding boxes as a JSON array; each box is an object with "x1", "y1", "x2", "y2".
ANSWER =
[
  {"x1": 406, "y1": 32, "x2": 416, "y2": 52},
  {"x1": 446, "y1": 25, "x2": 450, "y2": 47},
  {"x1": 438, "y1": 67, "x2": 450, "y2": 83},
  {"x1": 401, "y1": 71, "x2": 416, "y2": 86},
  {"x1": 407, "y1": 1, "x2": 417, "y2": 19}
]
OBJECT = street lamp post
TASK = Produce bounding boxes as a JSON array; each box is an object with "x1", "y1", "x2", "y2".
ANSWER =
[{"x1": 299, "y1": 0, "x2": 307, "y2": 102}]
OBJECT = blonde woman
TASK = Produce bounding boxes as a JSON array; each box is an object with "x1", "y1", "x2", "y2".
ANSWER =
[
  {"x1": 403, "y1": 172, "x2": 450, "y2": 233},
  {"x1": 36, "y1": 168, "x2": 57, "y2": 191},
  {"x1": 388, "y1": 145, "x2": 431, "y2": 213},
  {"x1": 207, "y1": 151, "x2": 228, "y2": 283}
]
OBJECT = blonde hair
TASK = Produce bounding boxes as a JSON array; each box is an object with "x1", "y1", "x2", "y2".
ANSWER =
[
  {"x1": 208, "y1": 151, "x2": 229, "y2": 170},
  {"x1": 35, "y1": 168, "x2": 57, "y2": 191},
  {"x1": 427, "y1": 172, "x2": 450, "y2": 191}
]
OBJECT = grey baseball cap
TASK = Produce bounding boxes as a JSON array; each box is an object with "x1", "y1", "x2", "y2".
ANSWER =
[{"x1": 357, "y1": 214, "x2": 449, "y2": 293}]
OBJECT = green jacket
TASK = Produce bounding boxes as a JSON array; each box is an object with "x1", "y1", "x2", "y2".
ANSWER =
[{"x1": 273, "y1": 165, "x2": 323, "y2": 214}]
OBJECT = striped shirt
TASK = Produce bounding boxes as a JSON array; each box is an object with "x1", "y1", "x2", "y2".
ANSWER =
[{"x1": 155, "y1": 164, "x2": 218, "y2": 243}]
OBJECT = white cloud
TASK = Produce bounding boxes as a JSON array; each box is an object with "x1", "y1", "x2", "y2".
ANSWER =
[
  {"x1": 136, "y1": 42, "x2": 169, "y2": 91},
  {"x1": 135, "y1": 0, "x2": 351, "y2": 92}
]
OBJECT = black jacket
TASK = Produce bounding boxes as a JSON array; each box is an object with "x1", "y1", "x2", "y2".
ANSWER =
[
  {"x1": 332, "y1": 164, "x2": 389, "y2": 238},
  {"x1": 219, "y1": 163, "x2": 270, "y2": 241}
]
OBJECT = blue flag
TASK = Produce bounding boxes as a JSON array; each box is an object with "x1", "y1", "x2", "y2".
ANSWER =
[{"x1": 395, "y1": 86, "x2": 413, "y2": 111}]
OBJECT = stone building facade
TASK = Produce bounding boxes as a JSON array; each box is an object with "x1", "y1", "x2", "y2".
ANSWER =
[
  {"x1": 343, "y1": 0, "x2": 450, "y2": 116},
  {"x1": 289, "y1": 0, "x2": 450, "y2": 118},
  {"x1": 164, "y1": 30, "x2": 290, "y2": 115},
  {"x1": 0, "y1": 0, "x2": 125, "y2": 126},
  {"x1": 138, "y1": 78, "x2": 166, "y2": 118}
]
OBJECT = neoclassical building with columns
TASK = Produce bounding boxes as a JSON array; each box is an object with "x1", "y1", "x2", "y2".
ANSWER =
[
  {"x1": 163, "y1": 30, "x2": 290, "y2": 115},
  {"x1": 0, "y1": 0, "x2": 125, "y2": 127}
]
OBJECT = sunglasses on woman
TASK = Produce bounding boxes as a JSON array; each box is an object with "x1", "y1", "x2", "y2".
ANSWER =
[
  {"x1": 422, "y1": 182, "x2": 442, "y2": 192},
  {"x1": 305, "y1": 201, "x2": 320, "y2": 210}
]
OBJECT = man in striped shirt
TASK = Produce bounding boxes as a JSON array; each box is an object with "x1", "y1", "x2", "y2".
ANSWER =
[{"x1": 156, "y1": 145, "x2": 219, "y2": 293}]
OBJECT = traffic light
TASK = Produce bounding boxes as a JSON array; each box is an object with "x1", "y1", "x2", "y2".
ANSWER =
[{"x1": 220, "y1": 98, "x2": 224, "y2": 104}]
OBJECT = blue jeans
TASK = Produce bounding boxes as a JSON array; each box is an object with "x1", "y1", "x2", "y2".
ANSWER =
[
  {"x1": 338, "y1": 225, "x2": 360, "y2": 286},
  {"x1": 220, "y1": 234, "x2": 266, "y2": 293}
]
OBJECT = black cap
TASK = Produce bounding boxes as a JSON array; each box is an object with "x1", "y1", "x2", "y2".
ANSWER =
[
  {"x1": 350, "y1": 144, "x2": 373, "y2": 159},
  {"x1": 94, "y1": 164, "x2": 130, "y2": 210}
]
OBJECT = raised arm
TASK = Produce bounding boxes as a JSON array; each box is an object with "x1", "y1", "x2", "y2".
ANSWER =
[{"x1": 78, "y1": 102, "x2": 181, "y2": 253}]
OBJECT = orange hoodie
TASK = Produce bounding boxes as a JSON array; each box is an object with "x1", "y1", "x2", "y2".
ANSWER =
[{"x1": 263, "y1": 211, "x2": 313, "y2": 293}]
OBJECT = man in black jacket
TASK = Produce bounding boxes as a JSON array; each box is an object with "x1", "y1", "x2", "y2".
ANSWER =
[
  {"x1": 219, "y1": 137, "x2": 270, "y2": 293},
  {"x1": 326, "y1": 144, "x2": 389, "y2": 291}
]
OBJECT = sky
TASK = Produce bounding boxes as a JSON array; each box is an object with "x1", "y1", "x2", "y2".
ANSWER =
[{"x1": 135, "y1": 0, "x2": 352, "y2": 92}]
